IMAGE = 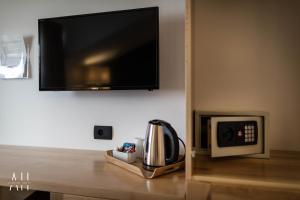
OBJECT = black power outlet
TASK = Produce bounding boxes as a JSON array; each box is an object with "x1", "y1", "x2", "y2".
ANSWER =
[{"x1": 94, "y1": 126, "x2": 113, "y2": 140}]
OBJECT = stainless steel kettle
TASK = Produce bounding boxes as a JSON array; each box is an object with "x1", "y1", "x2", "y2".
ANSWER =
[{"x1": 143, "y1": 119, "x2": 184, "y2": 170}]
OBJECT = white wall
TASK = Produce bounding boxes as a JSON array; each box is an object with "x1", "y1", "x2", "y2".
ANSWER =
[{"x1": 0, "y1": 0, "x2": 185, "y2": 150}]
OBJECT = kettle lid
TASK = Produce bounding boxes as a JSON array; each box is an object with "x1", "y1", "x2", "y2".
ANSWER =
[{"x1": 149, "y1": 119, "x2": 170, "y2": 126}]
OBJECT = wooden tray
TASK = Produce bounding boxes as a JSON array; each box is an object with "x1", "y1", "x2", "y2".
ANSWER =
[{"x1": 105, "y1": 150, "x2": 185, "y2": 179}]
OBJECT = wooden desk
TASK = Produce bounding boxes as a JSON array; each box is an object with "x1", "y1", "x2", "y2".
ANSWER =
[
  {"x1": 2, "y1": 145, "x2": 299, "y2": 200},
  {"x1": 0, "y1": 145, "x2": 185, "y2": 200}
]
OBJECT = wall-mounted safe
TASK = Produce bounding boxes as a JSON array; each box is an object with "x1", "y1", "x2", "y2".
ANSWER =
[{"x1": 194, "y1": 111, "x2": 269, "y2": 158}]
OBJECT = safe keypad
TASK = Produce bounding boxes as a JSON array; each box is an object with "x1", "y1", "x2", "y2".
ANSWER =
[
  {"x1": 217, "y1": 121, "x2": 258, "y2": 147},
  {"x1": 244, "y1": 125, "x2": 255, "y2": 143}
]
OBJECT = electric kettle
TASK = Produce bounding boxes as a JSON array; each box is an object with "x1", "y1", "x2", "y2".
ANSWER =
[{"x1": 143, "y1": 119, "x2": 185, "y2": 170}]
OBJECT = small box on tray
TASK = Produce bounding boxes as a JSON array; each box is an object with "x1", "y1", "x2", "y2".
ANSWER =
[{"x1": 113, "y1": 143, "x2": 137, "y2": 163}]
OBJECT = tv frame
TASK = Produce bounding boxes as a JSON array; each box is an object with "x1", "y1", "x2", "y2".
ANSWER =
[{"x1": 38, "y1": 7, "x2": 159, "y2": 91}]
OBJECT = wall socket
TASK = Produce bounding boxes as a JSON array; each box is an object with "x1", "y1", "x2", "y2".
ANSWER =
[{"x1": 94, "y1": 126, "x2": 113, "y2": 140}]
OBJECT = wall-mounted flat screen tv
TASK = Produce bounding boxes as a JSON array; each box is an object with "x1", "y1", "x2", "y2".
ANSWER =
[{"x1": 39, "y1": 7, "x2": 159, "y2": 91}]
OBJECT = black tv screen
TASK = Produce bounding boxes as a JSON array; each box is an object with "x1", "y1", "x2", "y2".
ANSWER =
[{"x1": 38, "y1": 7, "x2": 159, "y2": 91}]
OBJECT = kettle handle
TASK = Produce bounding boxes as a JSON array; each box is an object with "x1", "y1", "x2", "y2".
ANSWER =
[
  {"x1": 162, "y1": 122, "x2": 179, "y2": 165},
  {"x1": 177, "y1": 137, "x2": 186, "y2": 162}
]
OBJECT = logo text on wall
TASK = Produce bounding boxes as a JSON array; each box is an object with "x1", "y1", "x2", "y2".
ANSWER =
[{"x1": 8, "y1": 172, "x2": 30, "y2": 191}]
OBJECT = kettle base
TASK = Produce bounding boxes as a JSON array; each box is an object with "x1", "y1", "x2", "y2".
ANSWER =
[{"x1": 143, "y1": 163, "x2": 160, "y2": 171}]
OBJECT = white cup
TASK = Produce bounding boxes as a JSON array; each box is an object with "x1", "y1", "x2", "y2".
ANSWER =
[{"x1": 134, "y1": 137, "x2": 144, "y2": 159}]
